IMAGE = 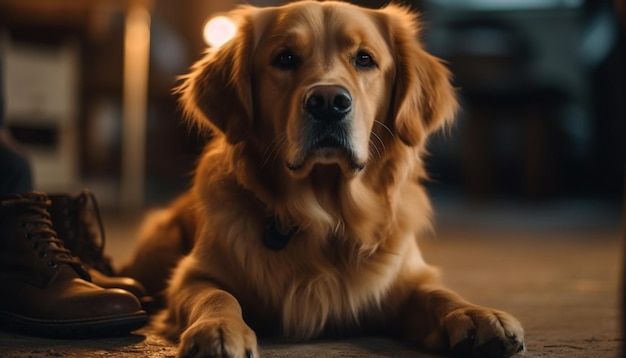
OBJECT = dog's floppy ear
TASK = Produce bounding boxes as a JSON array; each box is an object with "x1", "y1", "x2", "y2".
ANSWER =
[
  {"x1": 176, "y1": 7, "x2": 258, "y2": 144},
  {"x1": 382, "y1": 5, "x2": 458, "y2": 147}
]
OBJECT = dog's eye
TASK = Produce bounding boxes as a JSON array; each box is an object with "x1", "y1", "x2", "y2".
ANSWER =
[
  {"x1": 271, "y1": 50, "x2": 300, "y2": 70},
  {"x1": 354, "y1": 51, "x2": 376, "y2": 69}
]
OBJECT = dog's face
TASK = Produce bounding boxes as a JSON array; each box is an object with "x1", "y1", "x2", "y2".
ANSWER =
[
  {"x1": 179, "y1": 1, "x2": 456, "y2": 180},
  {"x1": 252, "y1": 4, "x2": 395, "y2": 178}
]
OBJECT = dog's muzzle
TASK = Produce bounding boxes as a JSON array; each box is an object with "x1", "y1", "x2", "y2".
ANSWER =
[
  {"x1": 303, "y1": 85, "x2": 352, "y2": 123},
  {"x1": 285, "y1": 85, "x2": 364, "y2": 176}
]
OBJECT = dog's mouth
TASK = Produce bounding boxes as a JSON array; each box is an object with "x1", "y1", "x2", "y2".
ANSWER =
[{"x1": 286, "y1": 135, "x2": 365, "y2": 178}]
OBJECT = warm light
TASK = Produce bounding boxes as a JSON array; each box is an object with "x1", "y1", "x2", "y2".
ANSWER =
[{"x1": 203, "y1": 15, "x2": 237, "y2": 48}]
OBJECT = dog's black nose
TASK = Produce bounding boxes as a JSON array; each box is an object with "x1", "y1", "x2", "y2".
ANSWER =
[{"x1": 304, "y1": 85, "x2": 352, "y2": 122}]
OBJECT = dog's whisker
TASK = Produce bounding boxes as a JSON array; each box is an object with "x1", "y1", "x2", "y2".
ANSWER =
[
  {"x1": 262, "y1": 134, "x2": 289, "y2": 169},
  {"x1": 370, "y1": 132, "x2": 385, "y2": 160},
  {"x1": 271, "y1": 137, "x2": 289, "y2": 168},
  {"x1": 262, "y1": 140, "x2": 280, "y2": 169},
  {"x1": 369, "y1": 139, "x2": 382, "y2": 161},
  {"x1": 375, "y1": 120, "x2": 395, "y2": 139},
  {"x1": 262, "y1": 134, "x2": 286, "y2": 168}
]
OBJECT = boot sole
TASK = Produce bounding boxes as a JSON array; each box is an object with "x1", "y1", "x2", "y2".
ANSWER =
[{"x1": 0, "y1": 310, "x2": 148, "y2": 338}]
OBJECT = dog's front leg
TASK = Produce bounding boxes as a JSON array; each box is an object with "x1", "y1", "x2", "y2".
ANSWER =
[
  {"x1": 158, "y1": 257, "x2": 258, "y2": 358},
  {"x1": 398, "y1": 284, "x2": 525, "y2": 358},
  {"x1": 177, "y1": 288, "x2": 257, "y2": 358}
]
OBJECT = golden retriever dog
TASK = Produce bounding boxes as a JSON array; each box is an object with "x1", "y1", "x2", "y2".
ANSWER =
[{"x1": 120, "y1": 1, "x2": 525, "y2": 357}]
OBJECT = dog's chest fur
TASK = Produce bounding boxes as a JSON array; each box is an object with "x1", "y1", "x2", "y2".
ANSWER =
[
  {"x1": 198, "y1": 144, "x2": 429, "y2": 340},
  {"x1": 229, "y1": 224, "x2": 413, "y2": 340}
]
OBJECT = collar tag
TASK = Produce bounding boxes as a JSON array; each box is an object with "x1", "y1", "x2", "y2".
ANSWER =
[{"x1": 263, "y1": 217, "x2": 296, "y2": 250}]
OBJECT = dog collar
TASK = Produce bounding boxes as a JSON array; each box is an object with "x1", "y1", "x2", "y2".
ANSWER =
[{"x1": 263, "y1": 217, "x2": 297, "y2": 250}]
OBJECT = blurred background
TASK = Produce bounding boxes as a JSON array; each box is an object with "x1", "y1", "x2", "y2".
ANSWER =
[
  {"x1": 1, "y1": 3, "x2": 623, "y2": 355},
  {"x1": 0, "y1": 0, "x2": 624, "y2": 232}
]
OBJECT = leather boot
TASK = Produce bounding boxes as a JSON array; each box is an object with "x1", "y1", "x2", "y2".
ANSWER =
[
  {"x1": 0, "y1": 192, "x2": 147, "y2": 337},
  {"x1": 47, "y1": 190, "x2": 148, "y2": 300}
]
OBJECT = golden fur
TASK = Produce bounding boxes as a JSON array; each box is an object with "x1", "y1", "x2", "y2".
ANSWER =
[{"x1": 121, "y1": 1, "x2": 524, "y2": 357}]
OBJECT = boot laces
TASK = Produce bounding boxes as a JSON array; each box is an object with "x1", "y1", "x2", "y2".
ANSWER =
[{"x1": 3, "y1": 194, "x2": 85, "y2": 271}]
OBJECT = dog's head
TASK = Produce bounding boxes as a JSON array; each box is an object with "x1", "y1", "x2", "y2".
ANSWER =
[{"x1": 178, "y1": 0, "x2": 457, "y2": 180}]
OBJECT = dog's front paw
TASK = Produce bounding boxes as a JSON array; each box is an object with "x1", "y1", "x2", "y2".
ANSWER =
[
  {"x1": 443, "y1": 306, "x2": 524, "y2": 358},
  {"x1": 178, "y1": 318, "x2": 259, "y2": 358}
]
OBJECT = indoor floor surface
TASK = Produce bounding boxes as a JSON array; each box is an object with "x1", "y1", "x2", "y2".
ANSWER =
[{"x1": 0, "y1": 201, "x2": 623, "y2": 357}]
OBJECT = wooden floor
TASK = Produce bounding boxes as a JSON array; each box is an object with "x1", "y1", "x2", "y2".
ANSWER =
[{"x1": 0, "y1": 201, "x2": 623, "y2": 357}]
